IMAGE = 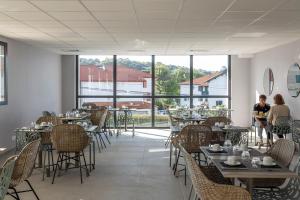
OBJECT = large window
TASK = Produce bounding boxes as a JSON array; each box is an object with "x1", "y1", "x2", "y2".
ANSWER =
[
  {"x1": 0, "y1": 42, "x2": 7, "y2": 105},
  {"x1": 77, "y1": 55, "x2": 230, "y2": 128}
]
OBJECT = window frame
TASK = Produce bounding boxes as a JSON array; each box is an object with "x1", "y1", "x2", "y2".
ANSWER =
[
  {"x1": 0, "y1": 41, "x2": 7, "y2": 106},
  {"x1": 76, "y1": 55, "x2": 231, "y2": 128}
]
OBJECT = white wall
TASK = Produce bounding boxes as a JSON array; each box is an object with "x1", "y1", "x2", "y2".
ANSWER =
[
  {"x1": 231, "y1": 56, "x2": 251, "y2": 126},
  {"x1": 0, "y1": 36, "x2": 61, "y2": 149},
  {"x1": 251, "y1": 39, "x2": 300, "y2": 120}
]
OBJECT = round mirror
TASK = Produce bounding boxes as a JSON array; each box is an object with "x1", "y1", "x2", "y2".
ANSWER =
[
  {"x1": 263, "y1": 68, "x2": 274, "y2": 95},
  {"x1": 287, "y1": 62, "x2": 300, "y2": 97}
]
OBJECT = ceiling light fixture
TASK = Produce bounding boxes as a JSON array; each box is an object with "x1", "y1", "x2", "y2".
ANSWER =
[{"x1": 232, "y1": 32, "x2": 267, "y2": 38}]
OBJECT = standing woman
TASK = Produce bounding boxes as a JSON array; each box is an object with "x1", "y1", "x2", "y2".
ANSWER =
[{"x1": 267, "y1": 94, "x2": 290, "y2": 142}]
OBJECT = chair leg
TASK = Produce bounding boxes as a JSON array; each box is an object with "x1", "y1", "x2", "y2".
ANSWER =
[
  {"x1": 94, "y1": 133, "x2": 101, "y2": 153},
  {"x1": 50, "y1": 146, "x2": 55, "y2": 171},
  {"x1": 81, "y1": 151, "x2": 90, "y2": 177},
  {"x1": 52, "y1": 153, "x2": 61, "y2": 184},
  {"x1": 132, "y1": 121, "x2": 135, "y2": 137},
  {"x1": 98, "y1": 134, "x2": 107, "y2": 148},
  {"x1": 25, "y1": 180, "x2": 40, "y2": 200},
  {"x1": 42, "y1": 148, "x2": 47, "y2": 181},
  {"x1": 8, "y1": 187, "x2": 20, "y2": 200},
  {"x1": 188, "y1": 185, "x2": 193, "y2": 200},
  {"x1": 78, "y1": 153, "x2": 83, "y2": 184},
  {"x1": 103, "y1": 132, "x2": 111, "y2": 144},
  {"x1": 173, "y1": 149, "x2": 181, "y2": 176},
  {"x1": 184, "y1": 166, "x2": 187, "y2": 185}
]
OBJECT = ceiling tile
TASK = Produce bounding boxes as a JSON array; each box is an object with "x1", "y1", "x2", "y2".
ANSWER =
[
  {"x1": 137, "y1": 11, "x2": 177, "y2": 20},
  {"x1": 277, "y1": 0, "x2": 300, "y2": 11},
  {"x1": 262, "y1": 11, "x2": 300, "y2": 21},
  {"x1": 183, "y1": 0, "x2": 233, "y2": 11},
  {"x1": 24, "y1": 20, "x2": 66, "y2": 28},
  {"x1": 133, "y1": 0, "x2": 182, "y2": 11},
  {"x1": 219, "y1": 11, "x2": 264, "y2": 21},
  {"x1": 93, "y1": 11, "x2": 136, "y2": 20},
  {"x1": 81, "y1": 0, "x2": 133, "y2": 11},
  {"x1": 0, "y1": 1, "x2": 38, "y2": 12},
  {"x1": 4, "y1": 11, "x2": 53, "y2": 21},
  {"x1": 30, "y1": 1, "x2": 86, "y2": 11},
  {"x1": 61, "y1": 20, "x2": 100, "y2": 28},
  {"x1": 48, "y1": 12, "x2": 94, "y2": 20},
  {"x1": 229, "y1": 0, "x2": 283, "y2": 11}
]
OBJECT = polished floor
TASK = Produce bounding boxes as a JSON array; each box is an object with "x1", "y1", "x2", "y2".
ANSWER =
[{"x1": 4, "y1": 129, "x2": 190, "y2": 200}]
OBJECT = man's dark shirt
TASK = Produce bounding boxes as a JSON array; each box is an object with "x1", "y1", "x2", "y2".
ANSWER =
[{"x1": 253, "y1": 103, "x2": 270, "y2": 122}]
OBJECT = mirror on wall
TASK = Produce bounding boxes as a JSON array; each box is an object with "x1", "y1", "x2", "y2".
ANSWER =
[
  {"x1": 263, "y1": 68, "x2": 274, "y2": 96},
  {"x1": 287, "y1": 62, "x2": 300, "y2": 97}
]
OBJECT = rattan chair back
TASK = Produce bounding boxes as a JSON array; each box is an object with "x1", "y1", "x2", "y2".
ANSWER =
[
  {"x1": 90, "y1": 107, "x2": 108, "y2": 128},
  {"x1": 36, "y1": 116, "x2": 63, "y2": 144},
  {"x1": 51, "y1": 124, "x2": 89, "y2": 153},
  {"x1": 202, "y1": 116, "x2": 231, "y2": 127},
  {"x1": 180, "y1": 125, "x2": 212, "y2": 153},
  {"x1": 266, "y1": 138, "x2": 295, "y2": 167},
  {"x1": 10, "y1": 139, "x2": 41, "y2": 188},
  {"x1": 0, "y1": 156, "x2": 16, "y2": 200}
]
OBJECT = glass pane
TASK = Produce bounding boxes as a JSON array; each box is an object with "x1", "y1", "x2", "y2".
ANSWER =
[
  {"x1": 79, "y1": 55, "x2": 113, "y2": 96},
  {"x1": 117, "y1": 98, "x2": 151, "y2": 127},
  {"x1": 193, "y1": 55, "x2": 228, "y2": 96},
  {"x1": 193, "y1": 97, "x2": 229, "y2": 117},
  {"x1": 117, "y1": 56, "x2": 151, "y2": 96},
  {"x1": 155, "y1": 98, "x2": 190, "y2": 127},
  {"x1": 78, "y1": 98, "x2": 113, "y2": 108},
  {"x1": 0, "y1": 44, "x2": 6, "y2": 103},
  {"x1": 155, "y1": 56, "x2": 190, "y2": 96}
]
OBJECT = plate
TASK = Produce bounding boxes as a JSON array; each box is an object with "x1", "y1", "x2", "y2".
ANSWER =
[
  {"x1": 224, "y1": 161, "x2": 241, "y2": 166},
  {"x1": 209, "y1": 148, "x2": 223, "y2": 152},
  {"x1": 259, "y1": 161, "x2": 277, "y2": 166}
]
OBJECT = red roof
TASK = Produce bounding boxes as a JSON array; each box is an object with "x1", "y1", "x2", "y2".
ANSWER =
[
  {"x1": 180, "y1": 71, "x2": 225, "y2": 86},
  {"x1": 80, "y1": 64, "x2": 151, "y2": 82}
]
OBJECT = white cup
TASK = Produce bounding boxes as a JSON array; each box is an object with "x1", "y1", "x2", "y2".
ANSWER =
[
  {"x1": 224, "y1": 124, "x2": 229, "y2": 129},
  {"x1": 263, "y1": 156, "x2": 273, "y2": 165},
  {"x1": 219, "y1": 122, "x2": 225, "y2": 127},
  {"x1": 75, "y1": 114, "x2": 81, "y2": 117},
  {"x1": 215, "y1": 122, "x2": 220, "y2": 127},
  {"x1": 58, "y1": 113, "x2": 63, "y2": 117},
  {"x1": 34, "y1": 124, "x2": 41, "y2": 129},
  {"x1": 41, "y1": 122, "x2": 47, "y2": 126},
  {"x1": 227, "y1": 156, "x2": 236, "y2": 164}
]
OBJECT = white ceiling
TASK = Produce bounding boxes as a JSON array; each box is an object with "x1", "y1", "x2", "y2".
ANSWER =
[{"x1": 0, "y1": 0, "x2": 300, "y2": 55}]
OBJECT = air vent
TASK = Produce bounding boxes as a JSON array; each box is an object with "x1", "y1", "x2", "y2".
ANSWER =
[
  {"x1": 127, "y1": 49, "x2": 146, "y2": 52},
  {"x1": 62, "y1": 49, "x2": 80, "y2": 53}
]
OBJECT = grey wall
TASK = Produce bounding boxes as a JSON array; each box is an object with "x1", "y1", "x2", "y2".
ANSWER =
[
  {"x1": 251, "y1": 39, "x2": 300, "y2": 120},
  {"x1": 0, "y1": 36, "x2": 61, "y2": 149},
  {"x1": 231, "y1": 56, "x2": 251, "y2": 126},
  {"x1": 61, "y1": 55, "x2": 76, "y2": 113}
]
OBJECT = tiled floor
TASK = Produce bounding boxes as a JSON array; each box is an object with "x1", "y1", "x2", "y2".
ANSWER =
[{"x1": 4, "y1": 129, "x2": 190, "y2": 200}]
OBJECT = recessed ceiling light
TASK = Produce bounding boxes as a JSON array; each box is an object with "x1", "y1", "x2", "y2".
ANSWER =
[
  {"x1": 190, "y1": 49, "x2": 209, "y2": 52},
  {"x1": 232, "y1": 32, "x2": 267, "y2": 38},
  {"x1": 62, "y1": 49, "x2": 80, "y2": 53},
  {"x1": 127, "y1": 49, "x2": 146, "y2": 52}
]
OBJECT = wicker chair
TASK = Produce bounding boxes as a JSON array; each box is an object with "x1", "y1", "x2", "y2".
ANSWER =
[
  {"x1": 51, "y1": 124, "x2": 90, "y2": 184},
  {"x1": 90, "y1": 107, "x2": 110, "y2": 152},
  {"x1": 253, "y1": 157, "x2": 300, "y2": 200},
  {"x1": 173, "y1": 125, "x2": 213, "y2": 183},
  {"x1": 202, "y1": 117, "x2": 231, "y2": 144},
  {"x1": 36, "y1": 116, "x2": 63, "y2": 180},
  {"x1": 270, "y1": 116, "x2": 292, "y2": 141},
  {"x1": 165, "y1": 110, "x2": 181, "y2": 148},
  {"x1": 240, "y1": 139, "x2": 295, "y2": 189},
  {"x1": 8, "y1": 139, "x2": 41, "y2": 200},
  {"x1": 291, "y1": 120, "x2": 300, "y2": 144},
  {"x1": 182, "y1": 148, "x2": 251, "y2": 200},
  {"x1": 0, "y1": 156, "x2": 16, "y2": 200}
]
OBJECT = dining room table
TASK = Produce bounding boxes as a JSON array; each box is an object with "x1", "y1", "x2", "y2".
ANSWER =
[
  {"x1": 200, "y1": 146, "x2": 297, "y2": 195},
  {"x1": 109, "y1": 108, "x2": 137, "y2": 132},
  {"x1": 58, "y1": 112, "x2": 91, "y2": 123},
  {"x1": 15, "y1": 124, "x2": 98, "y2": 172}
]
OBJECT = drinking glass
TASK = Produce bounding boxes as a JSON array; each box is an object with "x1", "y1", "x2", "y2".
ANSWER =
[
  {"x1": 251, "y1": 157, "x2": 260, "y2": 168},
  {"x1": 241, "y1": 150, "x2": 251, "y2": 160},
  {"x1": 224, "y1": 140, "x2": 232, "y2": 151}
]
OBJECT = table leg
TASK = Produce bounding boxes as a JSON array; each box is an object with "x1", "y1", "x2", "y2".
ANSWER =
[
  {"x1": 169, "y1": 140, "x2": 173, "y2": 167},
  {"x1": 246, "y1": 178, "x2": 253, "y2": 195},
  {"x1": 124, "y1": 111, "x2": 128, "y2": 131},
  {"x1": 38, "y1": 149, "x2": 43, "y2": 168},
  {"x1": 75, "y1": 152, "x2": 79, "y2": 168},
  {"x1": 93, "y1": 141, "x2": 95, "y2": 169},
  {"x1": 89, "y1": 143, "x2": 92, "y2": 172}
]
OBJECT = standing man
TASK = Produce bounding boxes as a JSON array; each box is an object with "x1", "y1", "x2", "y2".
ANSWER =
[{"x1": 253, "y1": 94, "x2": 270, "y2": 147}]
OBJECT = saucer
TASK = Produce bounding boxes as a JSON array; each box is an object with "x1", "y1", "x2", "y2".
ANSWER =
[
  {"x1": 224, "y1": 161, "x2": 241, "y2": 166},
  {"x1": 209, "y1": 147, "x2": 223, "y2": 152},
  {"x1": 259, "y1": 161, "x2": 277, "y2": 166}
]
